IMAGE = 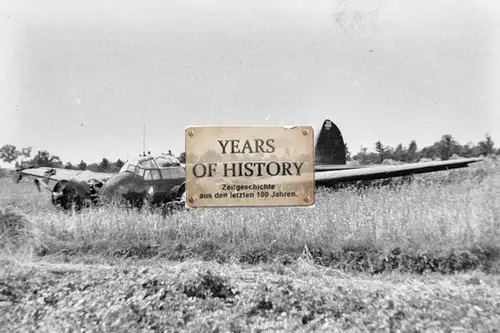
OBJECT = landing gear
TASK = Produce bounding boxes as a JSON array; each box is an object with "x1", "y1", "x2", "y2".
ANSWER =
[
  {"x1": 87, "y1": 179, "x2": 104, "y2": 206},
  {"x1": 122, "y1": 193, "x2": 145, "y2": 210},
  {"x1": 160, "y1": 185, "x2": 187, "y2": 216}
]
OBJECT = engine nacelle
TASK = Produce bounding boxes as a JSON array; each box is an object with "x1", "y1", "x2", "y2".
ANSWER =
[
  {"x1": 169, "y1": 182, "x2": 186, "y2": 201},
  {"x1": 50, "y1": 178, "x2": 105, "y2": 212}
]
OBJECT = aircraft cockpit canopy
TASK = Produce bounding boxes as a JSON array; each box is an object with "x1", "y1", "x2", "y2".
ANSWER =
[
  {"x1": 156, "y1": 155, "x2": 181, "y2": 167},
  {"x1": 119, "y1": 155, "x2": 183, "y2": 180}
]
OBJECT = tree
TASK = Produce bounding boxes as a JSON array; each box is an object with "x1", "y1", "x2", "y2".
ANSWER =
[
  {"x1": 0, "y1": 144, "x2": 20, "y2": 164},
  {"x1": 407, "y1": 140, "x2": 417, "y2": 162},
  {"x1": 78, "y1": 160, "x2": 87, "y2": 170},
  {"x1": 20, "y1": 147, "x2": 32, "y2": 160},
  {"x1": 107, "y1": 159, "x2": 125, "y2": 173},
  {"x1": 99, "y1": 158, "x2": 110, "y2": 172},
  {"x1": 353, "y1": 146, "x2": 369, "y2": 164},
  {"x1": 344, "y1": 143, "x2": 351, "y2": 161},
  {"x1": 438, "y1": 134, "x2": 459, "y2": 160},
  {"x1": 64, "y1": 162, "x2": 74, "y2": 169},
  {"x1": 115, "y1": 159, "x2": 125, "y2": 169},
  {"x1": 420, "y1": 146, "x2": 439, "y2": 160},
  {"x1": 177, "y1": 152, "x2": 186, "y2": 163},
  {"x1": 87, "y1": 163, "x2": 100, "y2": 172},
  {"x1": 479, "y1": 133, "x2": 495, "y2": 156},
  {"x1": 30, "y1": 150, "x2": 62, "y2": 168},
  {"x1": 393, "y1": 143, "x2": 406, "y2": 162},
  {"x1": 459, "y1": 142, "x2": 474, "y2": 158},
  {"x1": 375, "y1": 141, "x2": 385, "y2": 163}
]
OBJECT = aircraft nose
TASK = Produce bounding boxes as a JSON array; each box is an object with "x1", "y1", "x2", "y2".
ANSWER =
[{"x1": 99, "y1": 172, "x2": 147, "y2": 204}]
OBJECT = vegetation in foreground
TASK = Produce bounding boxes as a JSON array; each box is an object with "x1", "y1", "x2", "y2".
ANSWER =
[
  {"x1": 1, "y1": 156, "x2": 499, "y2": 275},
  {"x1": 1, "y1": 256, "x2": 500, "y2": 332},
  {"x1": 1, "y1": 156, "x2": 500, "y2": 331}
]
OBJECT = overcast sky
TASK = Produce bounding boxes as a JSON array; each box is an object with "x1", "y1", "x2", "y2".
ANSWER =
[{"x1": 1, "y1": 0, "x2": 499, "y2": 165}]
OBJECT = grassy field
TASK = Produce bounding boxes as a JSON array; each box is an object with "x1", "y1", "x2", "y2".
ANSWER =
[{"x1": 1, "y1": 157, "x2": 500, "y2": 331}]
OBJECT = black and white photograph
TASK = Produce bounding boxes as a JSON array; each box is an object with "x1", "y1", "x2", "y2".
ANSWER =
[{"x1": 1, "y1": 0, "x2": 499, "y2": 331}]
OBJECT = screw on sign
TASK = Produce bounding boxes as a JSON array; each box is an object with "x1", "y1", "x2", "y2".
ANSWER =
[{"x1": 185, "y1": 125, "x2": 315, "y2": 208}]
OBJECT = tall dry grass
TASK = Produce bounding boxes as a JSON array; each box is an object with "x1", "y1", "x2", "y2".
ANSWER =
[{"x1": 1, "y1": 156, "x2": 499, "y2": 272}]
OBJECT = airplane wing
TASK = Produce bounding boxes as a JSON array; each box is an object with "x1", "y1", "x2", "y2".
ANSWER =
[
  {"x1": 314, "y1": 157, "x2": 483, "y2": 186},
  {"x1": 18, "y1": 167, "x2": 114, "y2": 191},
  {"x1": 315, "y1": 165, "x2": 361, "y2": 172}
]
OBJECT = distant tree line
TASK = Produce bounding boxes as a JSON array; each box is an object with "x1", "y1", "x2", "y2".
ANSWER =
[
  {"x1": 0, "y1": 145, "x2": 187, "y2": 173},
  {"x1": 347, "y1": 133, "x2": 497, "y2": 165},
  {"x1": 0, "y1": 133, "x2": 497, "y2": 170}
]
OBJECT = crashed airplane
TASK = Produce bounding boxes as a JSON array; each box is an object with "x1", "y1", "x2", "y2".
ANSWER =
[{"x1": 15, "y1": 119, "x2": 483, "y2": 212}]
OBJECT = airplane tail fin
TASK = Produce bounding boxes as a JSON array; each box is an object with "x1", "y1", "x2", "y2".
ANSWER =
[{"x1": 315, "y1": 119, "x2": 347, "y2": 165}]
